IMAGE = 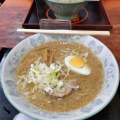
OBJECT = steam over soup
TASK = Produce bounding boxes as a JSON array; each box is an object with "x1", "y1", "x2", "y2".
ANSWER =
[{"x1": 16, "y1": 41, "x2": 104, "y2": 112}]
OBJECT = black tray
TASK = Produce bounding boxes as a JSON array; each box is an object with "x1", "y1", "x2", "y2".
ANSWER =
[{"x1": 22, "y1": 0, "x2": 112, "y2": 30}]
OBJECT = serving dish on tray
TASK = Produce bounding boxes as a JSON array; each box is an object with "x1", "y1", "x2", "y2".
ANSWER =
[{"x1": 22, "y1": 0, "x2": 112, "y2": 30}]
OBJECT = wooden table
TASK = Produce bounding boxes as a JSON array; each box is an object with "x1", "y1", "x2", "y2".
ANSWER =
[
  {"x1": 0, "y1": 0, "x2": 120, "y2": 66},
  {"x1": 0, "y1": 0, "x2": 120, "y2": 120},
  {"x1": 0, "y1": 0, "x2": 120, "y2": 68}
]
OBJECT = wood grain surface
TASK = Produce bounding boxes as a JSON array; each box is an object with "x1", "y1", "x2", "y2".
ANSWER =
[
  {"x1": 0, "y1": 0, "x2": 120, "y2": 68},
  {"x1": 0, "y1": 1, "x2": 120, "y2": 120}
]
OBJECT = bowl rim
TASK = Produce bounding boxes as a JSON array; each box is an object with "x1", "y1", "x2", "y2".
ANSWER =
[
  {"x1": 45, "y1": 0, "x2": 87, "y2": 4},
  {"x1": 1, "y1": 34, "x2": 120, "y2": 120}
]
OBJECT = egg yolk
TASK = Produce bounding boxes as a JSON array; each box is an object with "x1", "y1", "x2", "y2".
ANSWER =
[{"x1": 69, "y1": 57, "x2": 84, "y2": 68}]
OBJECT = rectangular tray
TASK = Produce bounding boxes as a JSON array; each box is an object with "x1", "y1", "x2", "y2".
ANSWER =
[{"x1": 22, "y1": 0, "x2": 112, "y2": 30}]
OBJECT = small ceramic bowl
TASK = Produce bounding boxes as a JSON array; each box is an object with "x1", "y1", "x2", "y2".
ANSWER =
[
  {"x1": 1, "y1": 34, "x2": 119, "y2": 120},
  {"x1": 44, "y1": 0, "x2": 87, "y2": 20}
]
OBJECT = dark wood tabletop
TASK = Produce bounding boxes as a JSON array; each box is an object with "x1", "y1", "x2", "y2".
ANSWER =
[
  {"x1": 0, "y1": 1, "x2": 120, "y2": 120},
  {"x1": 0, "y1": 0, "x2": 120, "y2": 69}
]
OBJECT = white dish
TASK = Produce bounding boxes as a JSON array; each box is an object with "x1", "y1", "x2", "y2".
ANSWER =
[{"x1": 1, "y1": 34, "x2": 119, "y2": 120}]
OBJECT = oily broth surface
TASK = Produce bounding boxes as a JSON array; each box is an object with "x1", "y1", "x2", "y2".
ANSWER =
[{"x1": 16, "y1": 41, "x2": 104, "y2": 112}]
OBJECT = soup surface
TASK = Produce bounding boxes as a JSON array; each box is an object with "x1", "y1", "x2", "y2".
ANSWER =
[{"x1": 16, "y1": 41, "x2": 104, "y2": 112}]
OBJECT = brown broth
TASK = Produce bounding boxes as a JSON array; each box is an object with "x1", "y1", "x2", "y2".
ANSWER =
[{"x1": 16, "y1": 41, "x2": 104, "y2": 112}]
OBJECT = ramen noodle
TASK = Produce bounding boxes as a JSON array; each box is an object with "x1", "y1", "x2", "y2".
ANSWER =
[{"x1": 16, "y1": 41, "x2": 104, "y2": 112}]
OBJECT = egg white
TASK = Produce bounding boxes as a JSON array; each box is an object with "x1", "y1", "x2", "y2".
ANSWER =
[{"x1": 64, "y1": 56, "x2": 91, "y2": 75}]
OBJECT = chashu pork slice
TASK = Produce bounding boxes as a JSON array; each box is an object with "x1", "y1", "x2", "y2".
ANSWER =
[{"x1": 48, "y1": 83, "x2": 72, "y2": 98}]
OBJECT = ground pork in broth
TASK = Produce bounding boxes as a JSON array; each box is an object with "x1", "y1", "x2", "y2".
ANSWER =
[{"x1": 16, "y1": 41, "x2": 104, "y2": 112}]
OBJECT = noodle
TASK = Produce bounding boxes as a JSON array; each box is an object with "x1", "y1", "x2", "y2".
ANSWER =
[{"x1": 16, "y1": 41, "x2": 104, "y2": 112}]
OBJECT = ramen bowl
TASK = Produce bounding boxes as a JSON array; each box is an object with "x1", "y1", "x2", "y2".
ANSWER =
[
  {"x1": 1, "y1": 34, "x2": 119, "y2": 120},
  {"x1": 44, "y1": 0, "x2": 87, "y2": 20}
]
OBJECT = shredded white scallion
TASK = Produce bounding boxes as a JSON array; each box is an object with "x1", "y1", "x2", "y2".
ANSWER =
[{"x1": 17, "y1": 57, "x2": 79, "y2": 97}]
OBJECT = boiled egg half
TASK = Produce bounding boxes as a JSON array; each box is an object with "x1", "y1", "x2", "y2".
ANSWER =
[{"x1": 64, "y1": 56, "x2": 91, "y2": 75}]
